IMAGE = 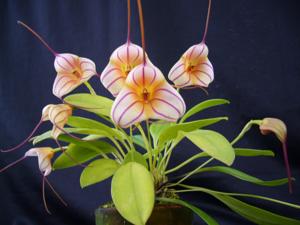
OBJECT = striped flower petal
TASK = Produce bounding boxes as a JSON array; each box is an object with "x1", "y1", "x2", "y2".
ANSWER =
[
  {"x1": 168, "y1": 43, "x2": 214, "y2": 88},
  {"x1": 25, "y1": 147, "x2": 54, "y2": 176},
  {"x1": 47, "y1": 104, "x2": 73, "y2": 140},
  {"x1": 53, "y1": 53, "x2": 96, "y2": 98},
  {"x1": 100, "y1": 42, "x2": 145, "y2": 97},
  {"x1": 111, "y1": 63, "x2": 185, "y2": 128}
]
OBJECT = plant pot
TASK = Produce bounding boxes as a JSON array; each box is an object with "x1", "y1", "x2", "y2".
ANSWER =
[{"x1": 95, "y1": 204, "x2": 194, "y2": 225}]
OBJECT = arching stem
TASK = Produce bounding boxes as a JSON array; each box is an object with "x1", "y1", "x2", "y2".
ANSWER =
[
  {"x1": 18, "y1": 21, "x2": 57, "y2": 56},
  {"x1": 201, "y1": 0, "x2": 212, "y2": 43},
  {"x1": 1, "y1": 119, "x2": 43, "y2": 153},
  {"x1": 136, "y1": 0, "x2": 146, "y2": 64}
]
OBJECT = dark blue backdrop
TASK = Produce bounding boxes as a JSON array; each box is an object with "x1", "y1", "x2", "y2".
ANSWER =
[{"x1": 0, "y1": 0, "x2": 299, "y2": 224}]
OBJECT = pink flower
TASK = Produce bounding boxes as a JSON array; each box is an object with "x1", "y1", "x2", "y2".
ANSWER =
[
  {"x1": 100, "y1": 42, "x2": 147, "y2": 97},
  {"x1": 53, "y1": 54, "x2": 96, "y2": 98},
  {"x1": 111, "y1": 63, "x2": 186, "y2": 128},
  {"x1": 168, "y1": 43, "x2": 214, "y2": 88}
]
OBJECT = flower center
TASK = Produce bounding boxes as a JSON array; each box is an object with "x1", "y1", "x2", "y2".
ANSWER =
[
  {"x1": 72, "y1": 69, "x2": 81, "y2": 78},
  {"x1": 186, "y1": 63, "x2": 196, "y2": 73},
  {"x1": 122, "y1": 64, "x2": 132, "y2": 76},
  {"x1": 142, "y1": 88, "x2": 150, "y2": 103}
]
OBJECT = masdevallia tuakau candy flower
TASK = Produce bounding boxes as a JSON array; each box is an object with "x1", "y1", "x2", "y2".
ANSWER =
[
  {"x1": 1, "y1": 104, "x2": 73, "y2": 153},
  {"x1": 259, "y1": 118, "x2": 292, "y2": 193},
  {"x1": 100, "y1": 0, "x2": 147, "y2": 97},
  {"x1": 18, "y1": 21, "x2": 97, "y2": 99},
  {"x1": 168, "y1": 0, "x2": 214, "y2": 88},
  {"x1": 0, "y1": 147, "x2": 67, "y2": 214},
  {"x1": 111, "y1": 0, "x2": 185, "y2": 128},
  {"x1": 111, "y1": 63, "x2": 186, "y2": 128},
  {"x1": 168, "y1": 43, "x2": 214, "y2": 88},
  {"x1": 101, "y1": 42, "x2": 146, "y2": 97}
]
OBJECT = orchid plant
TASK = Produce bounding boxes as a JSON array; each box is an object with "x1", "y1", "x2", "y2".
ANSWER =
[{"x1": 1, "y1": 0, "x2": 299, "y2": 225}]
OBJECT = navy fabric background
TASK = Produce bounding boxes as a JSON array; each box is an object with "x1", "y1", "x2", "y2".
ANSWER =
[{"x1": 0, "y1": 0, "x2": 299, "y2": 224}]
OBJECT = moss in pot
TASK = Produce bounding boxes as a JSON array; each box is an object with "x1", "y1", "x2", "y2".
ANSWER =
[{"x1": 1, "y1": 0, "x2": 300, "y2": 224}]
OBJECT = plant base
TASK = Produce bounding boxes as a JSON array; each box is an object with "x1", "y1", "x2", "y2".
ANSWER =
[{"x1": 95, "y1": 204, "x2": 194, "y2": 225}]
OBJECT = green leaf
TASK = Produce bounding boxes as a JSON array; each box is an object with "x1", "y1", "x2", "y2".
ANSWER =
[
  {"x1": 124, "y1": 151, "x2": 148, "y2": 169},
  {"x1": 111, "y1": 162, "x2": 155, "y2": 225},
  {"x1": 157, "y1": 197, "x2": 219, "y2": 225},
  {"x1": 53, "y1": 140, "x2": 116, "y2": 170},
  {"x1": 235, "y1": 148, "x2": 275, "y2": 157},
  {"x1": 195, "y1": 166, "x2": 289, "y2": 187},
  {"x1": 80, "y1": 159, "x2": 120, "y2": 188},
  {"x1": 157, "y1": 117, "x2": 228, "y2": 149},
  {"x1": 150, "y1": 122, "x2": 173, "y2": 146},
  {"x1": 67, "y1": 116, "x2": 123, "y2": 140},
  {"x1": 58, "y1": 135, "x2": 116, "y2": 154},
  {"x1": 180, "y1": 99, "x2": 230, "y2": 123},
  {"x1": 132, "y1": 135, "x2": 147, "y2": 150},
  {"x1": 64, "y1": 93, "x2": 113, "y2": 117},
  {"x1": 31, "y1": 128, "x2": 106, "y2": 145},
  {"x1": 178, "y1": 184, "x2": 300, "y2": 210},
  {"x1": 181, "y1": 129, "x2": 235, "y2": 166},
  {"x1": 213, "y1": 194, "x2": 300, "y2": 225}
]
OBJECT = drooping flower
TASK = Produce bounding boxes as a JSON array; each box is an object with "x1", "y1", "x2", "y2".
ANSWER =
[
  {"x1": 100, "y1": 42, "x2": 145, "y2": 97},
  {"x1": 0, "y1": 147, "x2": 67, "y2": 214},
  {"x1": 259, "y1": 118, "x2": 292, "y2": 193},
  {"x1": 18, "y1": 21, "x2": 97, "y2": 99},
  {"x1": 1, "y1": 104, "x2": 72, "y2": 153},
  {"x1": 25, "y1": 147, "x2": 54, "y2": 176},
  {"x1": 168, "y1": 0, "x2": 214, "y2": 89},
  {"x1": 111, "y1": 63, "x2": 186, "y2": 128},
  {"x1": 42, "y1": 104, "x2": 73, "y2": 140}
]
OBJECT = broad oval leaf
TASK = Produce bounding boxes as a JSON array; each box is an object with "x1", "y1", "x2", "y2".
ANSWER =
[
  {"x1": 181, "y1": 129, "x2": 235, "y2": 166},
  {"x1": 53, "y1": 140, "x2": 116, "y2": 170},
  {"x1": 157, "y1": 197, "x2": 219, "y2": 225},
  {"x1": 157, "y1": 117, "x2": 228, "y2": 149},
  {"x1": 111, "y1": 162, "x2": 155, "y2": 225},
  {"x1": 195, "y1": 166, "x2": 289, "y2": 187},
  {"x1": 64, "y1": 93, "x2": 113, "y2": 116},
  {"x1": 80, "y1": 158, "x2": 120, "y2": 188},
  {"x1": 123, "y1": 151, "x2": 148, "y2": 169},
  {"x1": 180, "y1": 99, "x2": 230, "y2": 123}
]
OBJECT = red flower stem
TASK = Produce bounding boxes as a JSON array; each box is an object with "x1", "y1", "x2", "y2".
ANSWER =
[
  {"x1": 44, "y1": 175, "x2": 68, "y2": 207},
  {"x1": 282, "y1": 141, "x2": 293, "y2": 193},
  {"x1": 0, "y1": 156, "x2": 26, "y2": 173},
  {"x1": 137, "y1": 0, "x2": 146, "y2": 64},
  {"x1": 202, "y1": 0, "x2": 212, "y2": 43},
  {"x1": 127, "y1": 0, "x2": 131, "y2": 43},
  {"x1": 1, "y1": 119, "x2": 43, "y2": 153},
  {"x1": 18, "y1": 21, "x2": 57, "y2": 56},
  {"x1": 42, "y1": 175, "x2": 52, "y2": 215}
]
